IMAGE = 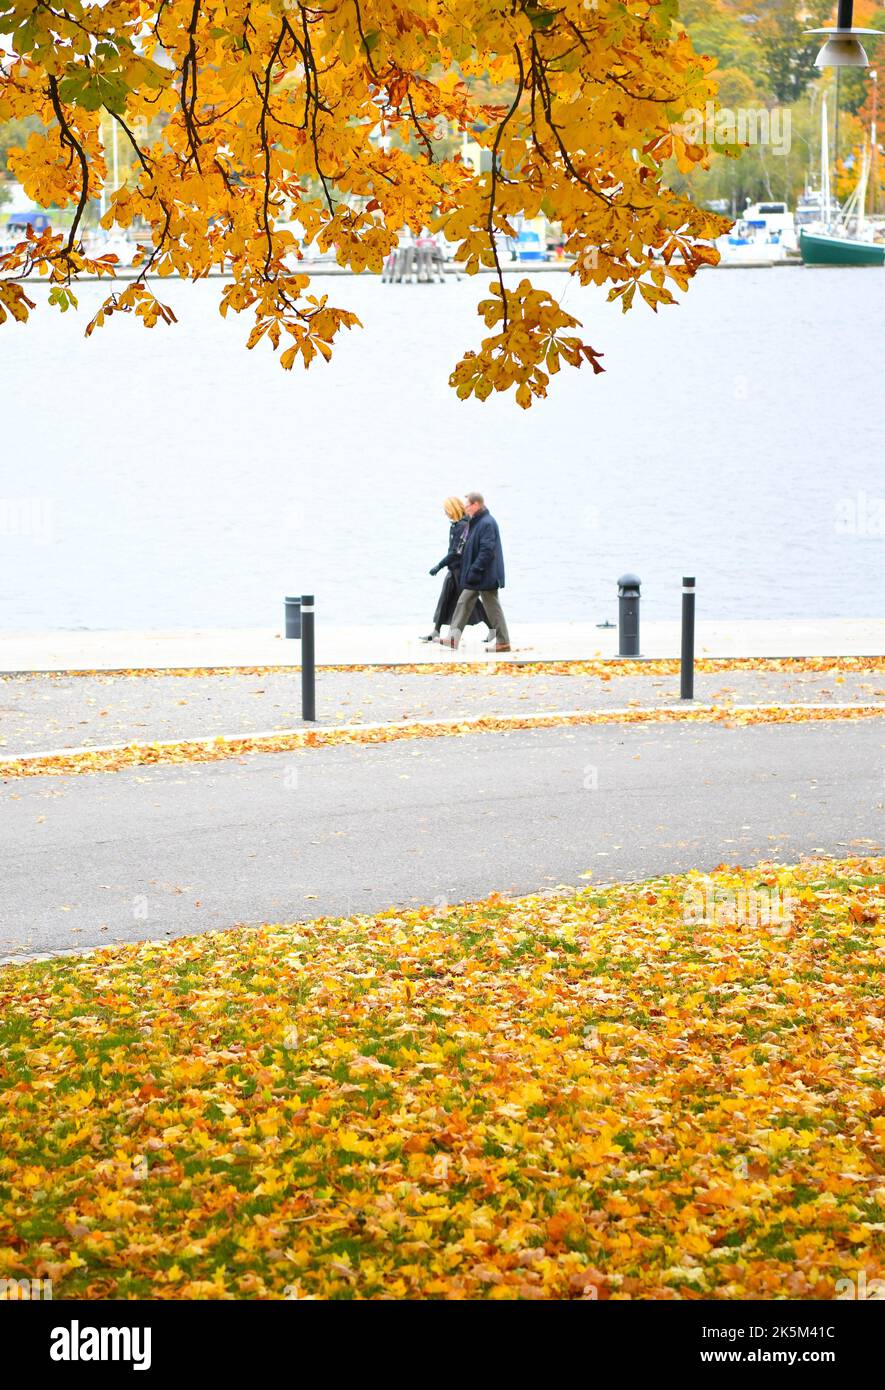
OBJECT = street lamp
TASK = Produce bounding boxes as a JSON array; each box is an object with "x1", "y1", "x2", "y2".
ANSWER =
[{"x1": 806, "y1": 0, "x2": 882, "y2": 68}]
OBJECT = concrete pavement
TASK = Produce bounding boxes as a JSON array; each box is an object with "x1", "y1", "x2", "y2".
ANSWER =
[
  {"x1": 1, "y1": 718, "x2": 881, "y2": 961},
  {"x1": 1, "y1": 618, "x2": 884, "y2": 672}
]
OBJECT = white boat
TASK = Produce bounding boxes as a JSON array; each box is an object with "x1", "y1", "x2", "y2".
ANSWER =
[
  {"x1": 742, "y1": 201, "x2": 797, "y2": 247},
  {"x1": 795, "y1": 190, "x2": 839, "y2": 230},
  {"x1": 715, "y1": 202, "x2": 796, "y2": 263}
]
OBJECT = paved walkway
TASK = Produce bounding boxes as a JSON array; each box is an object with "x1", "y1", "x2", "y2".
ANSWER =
[
  {"x1": 1, "y1": 667, "x2": 881, "y2": 756},
  {"x1": 1, "y1": 719, "x2": 880, "y2": 960},
  {"x1": 1, "y1": 618, "x2": 883, "y2": 673}
]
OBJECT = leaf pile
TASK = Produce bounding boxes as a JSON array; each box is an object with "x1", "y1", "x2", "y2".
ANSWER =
[
  {"x1": 1, "y1": 860, "x2": 883, "y2": 1300},
  {"x1": 1, "y1": 703, "x2": 881, "y2": 779},
  {"x1": 7, "y1": 657, "x2": 884, "y2": 681}
]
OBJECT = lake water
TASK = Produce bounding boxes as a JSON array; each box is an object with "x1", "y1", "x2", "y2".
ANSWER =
[{"x1": 0, "y1": 266, "x2": 882, "y2": 630}]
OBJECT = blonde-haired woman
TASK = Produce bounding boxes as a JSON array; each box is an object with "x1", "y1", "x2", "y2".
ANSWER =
[{"x1": 420, "y1": 496, "x2": 488, "y2": 642}]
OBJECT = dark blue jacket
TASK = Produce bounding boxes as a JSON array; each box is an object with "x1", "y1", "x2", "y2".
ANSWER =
[{"x1": 460, "y1": 508, "x2": 505, "y2": 591}]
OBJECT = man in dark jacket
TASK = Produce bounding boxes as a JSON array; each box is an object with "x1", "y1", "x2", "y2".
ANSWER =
[{"x1": 440, "y1": 492, "x2": 511, "y2": 651}]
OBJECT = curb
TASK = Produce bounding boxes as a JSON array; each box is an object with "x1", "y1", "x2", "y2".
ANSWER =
[
  {"x1": 2, "y1": 654, "x2": 885, "y2": 679},
  {"x1": 1, "y1": 702, "x2": 881, "y2": 777}
]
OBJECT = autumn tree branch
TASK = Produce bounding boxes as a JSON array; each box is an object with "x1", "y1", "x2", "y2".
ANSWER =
[
  {"x1": 488, "y1": 45, "x2": 525, "y2": 332},
  {"x1": 46, "y1": 73, "x2": 90, "y2": 257}
]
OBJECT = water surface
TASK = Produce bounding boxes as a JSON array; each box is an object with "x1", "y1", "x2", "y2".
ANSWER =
[{"x1": 0, "y1": 266, "x2": 882, "y2": 629}]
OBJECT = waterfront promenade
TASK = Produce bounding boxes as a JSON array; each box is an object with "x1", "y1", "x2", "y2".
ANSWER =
[{"x1": 1, "y1": 618, "x2": 883, "y2": 673}]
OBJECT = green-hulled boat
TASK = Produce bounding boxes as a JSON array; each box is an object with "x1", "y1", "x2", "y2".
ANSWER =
[{"x1": 799, "y1": 229, "x2": 885, "y2": 267}]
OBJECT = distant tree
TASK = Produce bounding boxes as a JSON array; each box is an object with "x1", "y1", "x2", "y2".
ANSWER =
[
  {"x1": 669, "y1": 2, "x2": 880, "y2": 211},
  {"x1": 0, "y1": 115, "x2": 41, "y2": 170},
  {"x1": 736, "y1": 0, "x2": 831, "y2": 105},
  {"x1": 836, "y1": 8, "x2": 885, "y2": 116}
]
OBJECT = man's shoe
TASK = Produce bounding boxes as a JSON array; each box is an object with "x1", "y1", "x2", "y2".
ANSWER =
[
  {"x1": 438, "y1": 636, "x2": 459, "y2": 648},
  {"x1": 487, "y1": 643, "x2": 511, "y2": 652},
  {"x1": 418, "y1": 632, "x2": 439, "y2": 642}
]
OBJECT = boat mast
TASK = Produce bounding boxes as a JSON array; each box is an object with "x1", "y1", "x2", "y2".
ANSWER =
[
  {"x1": 834, "y1": 67, "x2": 841, "y2": 220},
  {"x1": 821, "y1": 94, "x2": 831, "y2": 225},
  {"x1": 871, "y1": 69, "x2": 879, "y2": 217},
  {"x1": 830, "y1": 0, "x2": 860, "y2": 224}
]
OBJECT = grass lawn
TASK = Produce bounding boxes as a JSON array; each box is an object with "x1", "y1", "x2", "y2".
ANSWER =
[{"x1": 1, "y1": 859, "x2": 882, "y2": 1300}]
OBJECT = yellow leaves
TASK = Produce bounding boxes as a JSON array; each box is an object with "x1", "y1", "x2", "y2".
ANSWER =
[
  {"x1": 337, "y1": 1130, "x2": 375, "y2": 1157},
  {"x1": 0, "y1": 280, "x2": 36, "y2": 326},
  {"x1": 7, "y1": 130, "x2": 84, "y2": 208},
  {"x1": 0, "y1": 0, "x2": 729, "y2": 404},
  {"x1": 451, "y1": 278, "x2": 604, "y2": 408},
  {"x1": 739, "y1": 1066, "x2": 766, "y2": 1096},
  {"x1": 233, "y1": 273, "x2": 360, "y2": 372},
  {"x1": 5, "y1": 701, "x2": 881, "y2": 780},
  {"x1": 0, "y1": 854, "x2": 884, "y2": 1297},
  {"x1": 84, "y1": 282, "x2": 176, "y2": 338},
  {"x1": 66, "y1": 1085, "x2": 97, "y2": 1111},
  {"x1": 577, "y1": 1128, "x2": 619, "y2": 1168},
  {"x1": 637, "y1": 280, "x2": 676, "y2": 313}
]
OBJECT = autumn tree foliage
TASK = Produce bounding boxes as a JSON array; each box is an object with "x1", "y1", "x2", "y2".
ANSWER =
[{"x1": 0, "y1": 0, "x2": 728, "y2": 405}]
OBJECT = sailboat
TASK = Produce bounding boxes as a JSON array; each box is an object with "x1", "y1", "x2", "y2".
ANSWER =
[
  {"x1": 800, "y1": 226, "x2": 885, "y2": 262},
  {"x1": 800, "y1": 80, "x2": 885, "y2": 264}
]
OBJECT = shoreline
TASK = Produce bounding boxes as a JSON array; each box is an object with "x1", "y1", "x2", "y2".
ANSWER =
[{"x1": 17, "y1": 258, "x2": 804, "y2": 285}]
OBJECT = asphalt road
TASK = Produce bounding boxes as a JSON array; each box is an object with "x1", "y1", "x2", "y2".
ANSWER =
[{"x1": 1, "y1": 720, "x2": 882, "y2": 959}]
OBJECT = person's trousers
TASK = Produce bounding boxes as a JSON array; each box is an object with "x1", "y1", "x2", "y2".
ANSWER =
[{"x1": 449, "y1": 588, "x2": 510, "y2": 645}]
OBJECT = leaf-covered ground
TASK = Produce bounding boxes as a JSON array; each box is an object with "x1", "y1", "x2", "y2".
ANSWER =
[
  {"x1": 1, "y1": 704, "x2": 880, "y2": 778},
  {"x1": 1, "y1": 860, "x2": 882, "y2": 1300},
  {"x1": 11, "y1": 657, "x2": 885, "y2": 678},
  {"x1": 4, "y1": 663, "x2": 877, "y2": 758}
]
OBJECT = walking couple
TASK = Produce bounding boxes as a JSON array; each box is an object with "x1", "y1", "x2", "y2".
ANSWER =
[{"x1": 421, "y1": 492, "x2": 511, "y2": 652}]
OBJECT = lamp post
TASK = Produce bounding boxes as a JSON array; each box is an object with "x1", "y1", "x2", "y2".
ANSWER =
[
  {"x1": 805, "y1": 0, "x2": 881, "y2": 69},
  {"x1": 804, "y1": 0, "x2": 882, "y2": 224}
]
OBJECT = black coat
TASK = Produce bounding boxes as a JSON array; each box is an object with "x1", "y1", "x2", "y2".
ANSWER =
[
  {"x1": 460, "y1": 507, "x2": 505, "y2": 591},
  {"x1": 431, "y1": 518, "x2": 486, "y2": 628},
  {"x1": 431, "y1": 518, "x2": 469, "y2": 576}
]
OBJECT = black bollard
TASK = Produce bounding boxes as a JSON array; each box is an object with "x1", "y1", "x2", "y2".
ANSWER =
[
  {"x1": 680, "y1": 576, "x2": 695, "y2": 700},
  {"x1": 284, "y1": 596, "x2": 302, "y2": 639},
  {"x1": 301, "y1": 594, "x2": 316, "y2": 722},
  {"x1": 617, "y1": 574, "x2": 641, "y2": 657}
]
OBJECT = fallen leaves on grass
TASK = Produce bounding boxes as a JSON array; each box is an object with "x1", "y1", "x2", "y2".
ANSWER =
[
  {"x1": 1, "y1": 704, "x2": 881, "y2": 779},
  {"x1": 0, "y1": 860, "x2": 882, "y2": 1300}
]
